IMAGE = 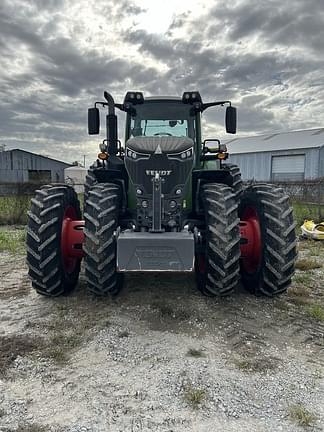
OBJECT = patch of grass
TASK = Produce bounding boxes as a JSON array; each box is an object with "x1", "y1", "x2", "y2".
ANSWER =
[
  {"x1": 183, "y1": 386, "x2": 206, "y2": 408},
  {"x1": 0, "y1": 229, "x2": 26, "y2": 254},
  {"x1": 0, "y1": 195, "x2": 31, "y2": 225},
  {"x1": 306, "y1": 304, "x2": 324, "y2": 321},
  {"x1": 293, "y1": 201, "x2": 324, "y2": 229},
  {"x1": 234, "y1": 356, "x2": 277, "y2": 373},
  {"x1": 298, "y1": 240, "x2": 314, "y2": 251},
  {"x1": 295, "y1": 259, "x2": 321, "y2": 271},
  {"x1": 186, "y1": 348, "x2": 206, "y2": 358},
  {"x1": 293, "y1": 273, "x2": 312, "y2": 285},
  {"x1": 0, "y1": 335, "x2": 40, "y2": 375},
  {"x1": 289, "y1": 404, "x2": 317, "y2": 427},
  {"x1": 118, "y1": 330, "x2": 130, "y2": 338}
]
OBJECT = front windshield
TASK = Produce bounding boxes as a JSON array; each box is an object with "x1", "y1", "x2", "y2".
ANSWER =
[{"x1": 129, "y1": 101, "x2": 195, "y2": 139}]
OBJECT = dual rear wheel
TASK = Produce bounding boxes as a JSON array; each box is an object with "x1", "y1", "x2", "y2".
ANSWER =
[
  {"x1": 196, "y1": 182, "x2": 297, "y2": 296},
  {"x1": 27, "y1": 181, "x2": 297, "y2": 298}
]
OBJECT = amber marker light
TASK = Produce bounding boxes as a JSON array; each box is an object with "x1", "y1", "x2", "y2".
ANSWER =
[
  {"x1": 98, "y1": 152, "x2": 108, "y2": 160},
  {"x1": 217, "y1": 152, "x2": 227, "y2": 160}
]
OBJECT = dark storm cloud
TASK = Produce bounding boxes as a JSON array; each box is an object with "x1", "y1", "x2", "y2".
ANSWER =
[
  {"x1": 0, "y1": 0, "x2": 323, "y2": 163},
  {"x1": 0, "y1": 0, "x2": 160, "y2": 161},
  {"x1": 208, "y1": 0, "x2": 324, "y2": 53}
]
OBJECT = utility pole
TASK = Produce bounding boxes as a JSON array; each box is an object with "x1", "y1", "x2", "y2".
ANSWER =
[{"x1": 83, "y1": 155, "x2": 86, "y2": 167}]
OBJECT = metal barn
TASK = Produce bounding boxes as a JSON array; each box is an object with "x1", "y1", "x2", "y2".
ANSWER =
[
  {"x1": 226, "y1": 128, "x2": 324, "y2": 181},
  {"x1": 0, "y1": 149, "x2": 71, "y2": 184}
]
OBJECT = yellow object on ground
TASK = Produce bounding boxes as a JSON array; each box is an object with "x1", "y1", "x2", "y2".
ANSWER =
[{"x1": 301, "y1": 220, "x2": 324, "y2": 240}]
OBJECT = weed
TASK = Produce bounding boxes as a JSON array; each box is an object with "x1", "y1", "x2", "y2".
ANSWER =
[
  {"x1": 234, "y1": 356, "x2": 277, "y2": 373},
  {"x1": 288, "y1": 285, "x2": 312, "y2": 305},
  {"x1": 295, "y1": 259, "x2": 321, "y2": 271},
  {"x1": 274, "y1": 299, "x2": 290, "y2": 311},
  {"x1": 289, "y1": 285, "x2": 311, "y2": 297},
  {"x1": 118, "y1": 330, "x2": 130, "y2": 338},
  {"x1": 184, "y1": 386, "x2": 206, "y2": 408},
  {"x1": 289, "y1": 296, "x2": 311, "y2": 306},
  {"x1": 186, "y1": 348, "x2": 206, "y2": 358},
  {"x1": 307, "y1": 305, "x2": 324, "y2": 321},
  {"x1": 289, "y1": 404, "x2": 317, "y2": 427},
  {"x1": 0, "y1": 408, "x2": 6, "y2": 417}
]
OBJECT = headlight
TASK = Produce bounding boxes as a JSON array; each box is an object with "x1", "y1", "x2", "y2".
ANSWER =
[
  {"x1": 126, "y1": 149, "x2": 150, "y2": 161},
  {"x1": 168, "y1": 147, "x2": 193, "y2": 161}
]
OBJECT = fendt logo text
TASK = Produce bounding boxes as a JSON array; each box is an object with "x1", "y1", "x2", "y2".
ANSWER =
[{"x1": 145, "y1": 170, "x2": 172, "y2": 176}]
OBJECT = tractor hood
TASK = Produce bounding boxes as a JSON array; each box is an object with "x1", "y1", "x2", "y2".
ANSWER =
[{"x1": 126, "y1": 136, "x2": 193, "y2": 154}]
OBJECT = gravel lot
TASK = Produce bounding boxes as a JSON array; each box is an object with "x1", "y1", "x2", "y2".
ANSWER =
[{"x1": 0, "y1": 230, "x2": 323, "y2": 432}]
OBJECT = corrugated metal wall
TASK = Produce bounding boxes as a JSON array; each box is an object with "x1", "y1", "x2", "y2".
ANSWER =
[
  {"x1": 0, "y1": 150, "x2": 69, "y2": 183},
  {"x1": 320, "y1": 146, "x2": 324, "y2": 178},
  {"x1": 227, "y1": 148, "x2": 321, "y2": 181}
]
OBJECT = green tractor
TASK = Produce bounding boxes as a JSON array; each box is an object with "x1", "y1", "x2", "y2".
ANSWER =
[{"x1": 26, "y1": 91, "x2": 297, "y2": 297}]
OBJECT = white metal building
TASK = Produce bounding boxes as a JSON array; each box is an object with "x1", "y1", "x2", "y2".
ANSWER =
[
  {"x1": 226, "y1": 128, "x2": 324, "y2": 181},
  {"x1": 64, "y1": 166, "x2": 87, "y2": 193}
]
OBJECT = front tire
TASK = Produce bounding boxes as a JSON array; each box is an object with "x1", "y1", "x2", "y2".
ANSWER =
[
  {"x1": 239, "y1": 183, "x2": 297, "y2": 296},
  {"x1": 83, "y1": 183, "x2": 123, "y2": 296},
  {"x1": 26, "y1": 184, "x2": 81, "y2": 296},
  {"x1": 195, "y1": 183, "x2": 241, "y2": 296}
]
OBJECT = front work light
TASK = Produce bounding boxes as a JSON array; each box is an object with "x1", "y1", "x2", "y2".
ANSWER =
[
  {"x1": 124, "y1": 91, "x2": 144, "y2": 105},
  {"x1": 182, "y1": 91, "x2": 202, "y2": 104}
]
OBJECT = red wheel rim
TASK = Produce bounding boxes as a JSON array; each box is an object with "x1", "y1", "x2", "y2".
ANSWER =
[
  {"x1": 61, "y1": 206, "x2": 78, "y2": 274},
  {"x1": 240, "y1": 206, "x2": 262, "y2": 273}
]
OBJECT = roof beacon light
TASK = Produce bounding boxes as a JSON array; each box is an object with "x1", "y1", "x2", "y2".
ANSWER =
[
  {"x1": 182, "y1": 91, "x2": 202, "y2": 104},
  {"x1": 124, "y1": 91, "x2": 144, "y2": 105}
]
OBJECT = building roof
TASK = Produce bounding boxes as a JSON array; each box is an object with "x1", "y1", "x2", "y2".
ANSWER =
[
  {"x1": 225, "y1": 128, "x2": 324, "y2": 154},
  {"x1": 2, "y1": 149, "x2": 71, "y2": 166}
]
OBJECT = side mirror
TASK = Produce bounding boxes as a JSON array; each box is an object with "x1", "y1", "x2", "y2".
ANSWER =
[
  {"x1": 88, "y1": 107, "x2": 100, "y2": 134},
  {"x1": 225, "y1": 106, "x2": 237, "y2": 134}
]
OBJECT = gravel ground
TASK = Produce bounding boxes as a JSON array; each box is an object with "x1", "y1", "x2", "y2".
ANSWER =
[{"x1": 0, "y1": 237, "x2": 323, "y2": 432}]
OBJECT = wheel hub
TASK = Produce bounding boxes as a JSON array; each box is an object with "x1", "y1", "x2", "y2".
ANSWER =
[
  {"x1": 239, "y1": 207, "x2": 262, "y2": 273},
  {"x1": 61, "y1": 207, "x2": 85, "y2": 273}
]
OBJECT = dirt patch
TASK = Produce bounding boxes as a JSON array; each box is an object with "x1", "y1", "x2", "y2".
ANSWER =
[{"x1": 0, "y1": 335, "x2": 40, "y2": 376}]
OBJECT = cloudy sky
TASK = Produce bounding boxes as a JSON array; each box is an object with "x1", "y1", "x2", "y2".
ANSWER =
[{"x1": 0, "y1": 0, "x2": 323, "y2": 165}]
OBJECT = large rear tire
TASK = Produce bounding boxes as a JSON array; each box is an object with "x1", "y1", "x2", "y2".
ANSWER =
[
  {"x1": 26, "y1": 184, "x2": 81, "y2": 296},
  {"x1": 195, "y1": 183, "x2": 240, "y2": 296},
  {"x1": 84, "y1": 165, "x2": 97, "y2": 205},
  {"x1": 222, "y1": 163, "x2": 243, "y2": 198},
  {"x1": 83, "y1": 183, "x2": 123, "y2": 296},
  {"x1": 239, "y1": 183, "x2": 297, "y2": 296}
]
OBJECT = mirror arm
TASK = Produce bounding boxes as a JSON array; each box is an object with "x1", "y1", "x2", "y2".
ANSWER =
[
  {"x1": 94, "y1": 101, "x2": 108, "y2": 108},
  {"x1": 201, "y1": 100, "x2": 231, "y2": 112}
]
